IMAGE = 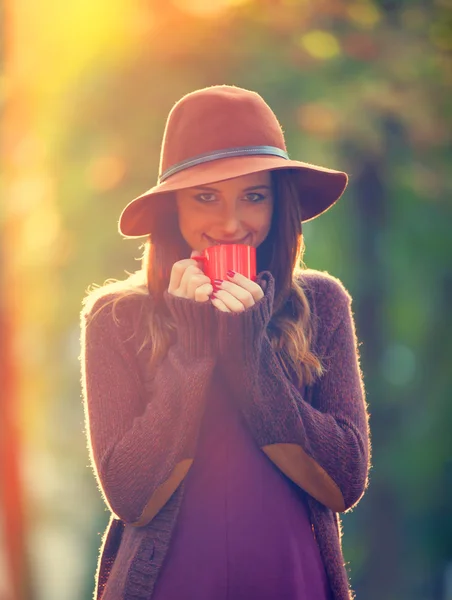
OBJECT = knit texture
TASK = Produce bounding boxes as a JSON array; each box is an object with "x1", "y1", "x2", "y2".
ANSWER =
[
  {"x1": 217, "y1": 270, "x2": 369, "y2": 511},
  {"x1": 79, "y1": 268, "x2": 371, "y2": 600}
]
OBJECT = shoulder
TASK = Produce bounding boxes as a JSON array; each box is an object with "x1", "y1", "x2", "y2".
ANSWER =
[
  {"x1": 296, "y1": 268, "x2": 352, "y2": 307},
  {"x1": 80, "y1": 272, "x2": 151, "y2": 334},
  {"x1": 294, "y1": 267, "x2": 353, "y2": 331}
]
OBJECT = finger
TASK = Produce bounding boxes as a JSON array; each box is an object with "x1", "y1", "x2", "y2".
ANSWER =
[
  {"x1": 215, "y1": 280, "x2": 255, "y2": 309},
  {"x1": 213, "y1": 289, "x2": 246, "y2": 313},
  {"x1": 178, "y1": 264, "x2": 205, "y2": 296},
  {"x1": 211, "y1": 296, "x2": 231, "y2": 312},
  {"x1": 225, "y1": 271, "x2": 264, "y2": 302},
  {"x1": 185, "y1": 272, "x2": 211, "y2": 299},
  {"x1": 168, "y1": 259, "x2": 200, "y2": 294},
  {"x1": 193, "y1": 281, "x2": 214, "y2": 303}
]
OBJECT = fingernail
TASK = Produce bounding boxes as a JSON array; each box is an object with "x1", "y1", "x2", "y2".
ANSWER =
[
  {"x1": 226, "y1": 270, "x2": 235, "y2": 278},
  {"x1": 213, "y1": 279, "x2": 223, "y2": 287},
  {"x1": 211, "y1": 293, "x2": 217, "y2": 299}
]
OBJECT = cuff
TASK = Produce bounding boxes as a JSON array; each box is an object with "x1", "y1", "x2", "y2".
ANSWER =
[
  {"x1": 217, "y1": 271, "x2": 275, "y2": 362},
  {"x1": 164, "y1": 291, "x2": 218, "y2": 357}
]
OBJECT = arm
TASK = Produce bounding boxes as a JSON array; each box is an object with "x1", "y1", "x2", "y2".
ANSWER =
[
  {"x1": 217, "y1": 272, "x2": 371, "y2": 513},
  {"x1": 80, "y1": 291, "x2": 217, "y2": 526}
]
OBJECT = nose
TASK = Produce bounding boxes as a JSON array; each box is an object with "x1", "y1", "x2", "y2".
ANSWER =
[{"x1": 219, "y1": 203, "x2": 241, "y2": 236}]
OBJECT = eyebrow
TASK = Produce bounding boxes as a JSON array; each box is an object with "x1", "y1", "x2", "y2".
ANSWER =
[{"x1": 192, "y1": 184, "x2": 271, "y2": 192}]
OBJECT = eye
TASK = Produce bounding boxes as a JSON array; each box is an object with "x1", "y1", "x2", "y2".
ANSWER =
[
  {"x1": 244, "y1": 193, "x2": 266, "y2": 203},
  {"x1": 194, "y1": 193, "x2": 217, "y2": 203}
]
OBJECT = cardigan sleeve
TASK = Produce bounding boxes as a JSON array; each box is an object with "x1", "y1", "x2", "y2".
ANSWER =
[
  {"x1": 217, "y1": 271, "x2": 371, "y2": 512},
  {"x1": 80, "y1": 291, "x2": 217, "y2": 524}
]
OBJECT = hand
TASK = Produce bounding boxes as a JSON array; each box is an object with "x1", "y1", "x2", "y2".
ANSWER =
[
  {"x1": 211, "y1": 271, "x2": 264, "y2": 313},
  {"x1": 167, "y1": 251, "x2": 213, "y2": 302}
]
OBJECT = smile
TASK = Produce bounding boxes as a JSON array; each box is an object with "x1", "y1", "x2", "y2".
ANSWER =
[{"x1": 204, "y1": 234, "x2": 251, "y2": 246}]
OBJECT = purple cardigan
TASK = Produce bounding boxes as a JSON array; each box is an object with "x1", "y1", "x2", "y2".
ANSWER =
[{"x1": 79, "y1": 268, "x2": 371, "y2": 600}]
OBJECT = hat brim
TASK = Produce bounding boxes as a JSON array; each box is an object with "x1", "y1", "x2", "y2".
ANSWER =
[{"x1": 118, "y1": 155, "x2": 348, "y2": 238}]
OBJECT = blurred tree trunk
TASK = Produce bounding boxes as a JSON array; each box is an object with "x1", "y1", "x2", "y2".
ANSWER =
[
  {"x1": 344, "y1": 129, "x2": 403, "y2": 599},
  {"x1": 0, "y1": 259, "x2": 29, "y2": 600},
  {"x1": 2, "y1": 2, "x2": 40, "y2": 598}
]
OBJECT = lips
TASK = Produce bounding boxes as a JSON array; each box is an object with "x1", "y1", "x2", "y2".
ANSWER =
[{"x1": 204, "y1": 234, "x2": 251, "y2": 246}]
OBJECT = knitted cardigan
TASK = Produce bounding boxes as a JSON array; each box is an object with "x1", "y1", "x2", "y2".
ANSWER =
[{"x1": 79, "y1": 268, "x2": 371, "y2": 600}]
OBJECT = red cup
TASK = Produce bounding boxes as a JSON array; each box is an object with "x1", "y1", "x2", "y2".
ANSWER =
[{"x1": 195, "y1": 244, "x2": 256, "y2": 282}]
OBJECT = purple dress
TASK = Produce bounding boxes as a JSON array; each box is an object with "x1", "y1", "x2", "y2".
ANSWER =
[{"x1": 152, "y1": 380, "x2": 333, "y2": 600}]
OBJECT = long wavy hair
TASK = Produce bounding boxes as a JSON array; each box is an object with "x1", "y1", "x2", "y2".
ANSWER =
[{"x1": 84, "y1": 170, "x2": 325, "y2": 387}]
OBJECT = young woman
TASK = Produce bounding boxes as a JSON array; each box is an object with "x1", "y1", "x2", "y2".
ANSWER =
[{"x1": 80, "y1": 85, "x2": 371, "y2": 600}]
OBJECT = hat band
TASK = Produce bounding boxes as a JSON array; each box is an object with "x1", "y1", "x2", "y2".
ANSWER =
[{"x1": 159, "y1": 145, "x2": 289, "y2": 183}]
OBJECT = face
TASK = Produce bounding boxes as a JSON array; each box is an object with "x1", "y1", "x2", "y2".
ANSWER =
[{"x1": 175, "y1": 171, "x2": 273, "y2": 251}]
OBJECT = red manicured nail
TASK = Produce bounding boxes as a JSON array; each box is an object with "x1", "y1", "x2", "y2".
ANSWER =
[
  {"x1": 211, "y1": 292, "x2": 217, "y2": 299},
  {"x1": 213, "y1": 279, "x2": 223, "y2": 286},
  {"x1": 226, "y1": 270, "x2": 235, "y2": 278}
]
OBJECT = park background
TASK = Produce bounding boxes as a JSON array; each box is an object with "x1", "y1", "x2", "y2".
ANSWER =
[{"x1": 1, "y1": 0, "x2": 451, "y2": 599}]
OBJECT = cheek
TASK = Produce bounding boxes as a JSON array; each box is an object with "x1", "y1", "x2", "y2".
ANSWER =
[{"x1": 178, "y1": 205, "x2": 205, "y2": 238}]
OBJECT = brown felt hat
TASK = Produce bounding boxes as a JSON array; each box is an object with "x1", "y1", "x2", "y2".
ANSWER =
[{"x1": 119, "y1": 85, "x2": 348, "y2": 238}]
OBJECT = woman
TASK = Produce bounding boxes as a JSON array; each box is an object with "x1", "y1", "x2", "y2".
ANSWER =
[{"x1": 80, "y1": 85, "x2": 371, "y2": 600}]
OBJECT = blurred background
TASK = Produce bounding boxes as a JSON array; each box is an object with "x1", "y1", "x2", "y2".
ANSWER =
[{"x1": 2, "y1": 0, "x2": 451, "y2": 598}]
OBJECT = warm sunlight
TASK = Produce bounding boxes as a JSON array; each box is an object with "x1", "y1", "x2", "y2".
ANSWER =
[{"x1": 172, "y1": 0, "x2": 251, "y2": 18}]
